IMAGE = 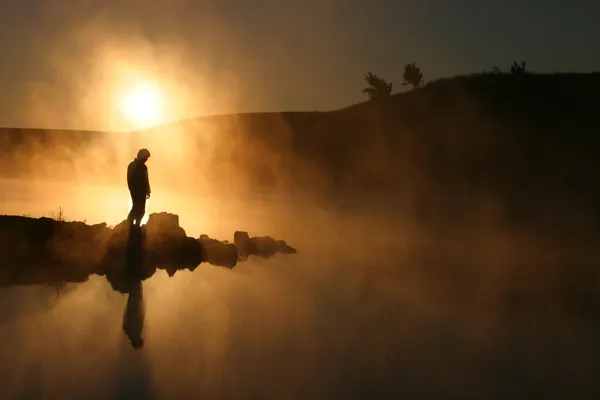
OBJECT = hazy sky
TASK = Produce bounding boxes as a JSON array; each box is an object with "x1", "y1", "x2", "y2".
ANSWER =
[{"x1": 0, "y1": 0, "x2": 598, "y2": 130}]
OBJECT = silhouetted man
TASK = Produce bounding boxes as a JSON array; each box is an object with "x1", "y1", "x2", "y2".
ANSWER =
[{"x1": 127, "y1": 148, "x2": 151, "y2": 226}]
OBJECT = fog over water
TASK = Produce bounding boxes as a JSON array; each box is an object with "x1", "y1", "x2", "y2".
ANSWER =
[
  {"x1": 1, "y1": 172, "x2": 599, "y2": 398},
  {"x1": 1, "y1": 0, "x2": 599, "y2": 397}
]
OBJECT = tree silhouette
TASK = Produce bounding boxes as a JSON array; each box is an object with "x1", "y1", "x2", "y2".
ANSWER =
[
  {"x1": 510, "y1": 60, "x2": 527, "y2": 75},
  {"x1": 403, "y1": 62, "x2": 424, "y2": 89},
  {"x1": 362, "y1": 72, "x2": 393, "y2": 100}
]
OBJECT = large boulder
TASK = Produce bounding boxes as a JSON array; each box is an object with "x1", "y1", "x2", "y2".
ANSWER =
[
  {"x1": 104, "y1": 213, "x2": 204, "y2": 292},
  {"x1": 144, "y1": 212, "x2": 203, "y2": 274},
  {"x1": 198, "y1": 234, "x2": 238, "y2": 269}
]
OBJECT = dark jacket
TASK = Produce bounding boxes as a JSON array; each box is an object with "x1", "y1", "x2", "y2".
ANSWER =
[{"x1": 127, "y1": 159, "x2": 151, "y2": 196}]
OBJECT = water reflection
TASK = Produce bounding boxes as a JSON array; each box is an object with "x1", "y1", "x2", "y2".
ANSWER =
[
  {"x1": 123, "y1": 280, "x2": 145, "y2": 349},
  {"x1": 0, "y1": 212, "x2": 297, "y2": 349},
  {"x1": 122, "y1": 225, "x2": 146, "y2": 349}
]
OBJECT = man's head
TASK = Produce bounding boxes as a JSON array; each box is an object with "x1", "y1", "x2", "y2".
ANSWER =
[{"x1": 136, "y1": 148, "x2": 151, "y2": 163}]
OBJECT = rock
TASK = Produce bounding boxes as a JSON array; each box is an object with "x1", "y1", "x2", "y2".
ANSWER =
[
  {"x1": 198, "y1": 235, "x2": 238, "y2": 269},
  {"x1": 0, "y1": 212, "x2": 297, "y2": 351},
  {"x1": 0, "y1": 212, "x2": 297, "y2": 288},
  {"x1": 234, "y1": 231, "x2": 297, "y2": 260}
]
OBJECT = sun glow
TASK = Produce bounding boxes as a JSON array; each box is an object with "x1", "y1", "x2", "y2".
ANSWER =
[{"x1": 119, "y1": 81, "x2": 165, "y2": 129}]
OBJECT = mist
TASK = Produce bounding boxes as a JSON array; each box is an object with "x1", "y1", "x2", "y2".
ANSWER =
[
  {"x1": 2, "y1": 187, "x2": 599, "y2": 398},
  {"x1": 2, "y1": 124, "x2": 600, "y2": 398},
  {"x1": 1, "y1": 1, "x2": 600, "y2": 399}
]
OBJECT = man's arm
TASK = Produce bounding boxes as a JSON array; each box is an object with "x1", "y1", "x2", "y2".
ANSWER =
[
  {"x1": 126, "y1": 163, "x2": 134, "y2": 191},
  {"x1": 145, "y1": 168, "x2": 151, "y2": 197}
]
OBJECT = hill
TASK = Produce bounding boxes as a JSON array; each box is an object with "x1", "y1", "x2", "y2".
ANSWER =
[
  {"x1": 1, "y1": 72, "x2": 600, "y2": 232},
  {"x1": 115, "y1": 72, "x2": 600, "y2": 234}
]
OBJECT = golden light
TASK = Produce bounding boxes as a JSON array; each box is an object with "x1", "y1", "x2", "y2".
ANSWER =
[{"x1": 118, "y1": 81, "x2": 165, "y2": 129}]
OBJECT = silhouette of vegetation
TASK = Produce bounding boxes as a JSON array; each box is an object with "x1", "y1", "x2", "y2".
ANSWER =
[
  {"x1": 46, "y1": 206, "x2": 66, "y2": 222},
  {"x1": 362, "y1": 72, "x2": 393, "y2": 100},
  {"x1": 511, "y1": 60, "x2": 527, "y2": 74},
  {"x1": 402, "y1": 62, "x2": 424, "y2": 89}
]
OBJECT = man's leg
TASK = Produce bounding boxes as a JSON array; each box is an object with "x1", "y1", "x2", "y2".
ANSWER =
[
  {"x1": 131, "y1": 196, "x2": 147, "y2": 226},
  {"x1": 127, "y1": 200, "x2": 136, "y2": 225}
]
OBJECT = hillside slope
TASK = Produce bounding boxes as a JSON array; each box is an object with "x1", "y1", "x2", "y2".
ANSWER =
[
  {"x1": 140, "y1": 72, "x2": 600, "y2": 232},
  {"x1": 1, "y1": 73, "x2": 600, "y2": 231}
]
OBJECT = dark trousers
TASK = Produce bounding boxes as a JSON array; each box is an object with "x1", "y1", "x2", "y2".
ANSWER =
[{"x1": 128, "y1": 193, "x2": 147, "y2": 226}]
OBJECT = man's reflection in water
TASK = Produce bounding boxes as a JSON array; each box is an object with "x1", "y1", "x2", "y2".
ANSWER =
[
  {"x1": 123, "y1": 280, "x2": 144, "y2": 349},
  {"x1": 123, "y1": 225, "x2": 145, "y2": 349}
]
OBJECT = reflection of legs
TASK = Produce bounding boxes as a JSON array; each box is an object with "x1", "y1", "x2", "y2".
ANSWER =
[
  {"x1": 128, "y1": 195, "x2": 146, "y2": 226},
  {"x1": 124, "y1": 217, "x2": 145, "y2": 349},
  {"x1": 123, "y1": 281, "x2": 145, "y2": 349}
]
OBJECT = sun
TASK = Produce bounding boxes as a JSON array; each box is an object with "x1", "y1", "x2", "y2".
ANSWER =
[{"x1": 119, "y1": 81, "x2": 165, "y2": 129}]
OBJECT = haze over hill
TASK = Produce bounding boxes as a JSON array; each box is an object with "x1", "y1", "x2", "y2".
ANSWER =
[
  {"x1": 2, "y1": 72, "x2": 600, "y2": 231},
  {"x1": 2, "y1": 72, "x2": 600, "y2": 398}
]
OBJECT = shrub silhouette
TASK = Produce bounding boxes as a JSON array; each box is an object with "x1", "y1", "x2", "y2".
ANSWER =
[
  {"x1": 511, "y1": 60, "x2": 527, "y2": 74},
  {"x1": 47, "y1": 206, "x2": 66, "y2": 222},
  {"x1": 403, "y1": 62, "x2": 424, "y2": 89},
  {"x1": 362, "y1": 72, "x2": 393, "y2": 100}
]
